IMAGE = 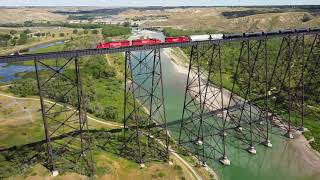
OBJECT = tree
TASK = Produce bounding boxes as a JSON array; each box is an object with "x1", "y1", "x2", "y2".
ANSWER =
[
  {"x1": 92, "y1": 29, "x2": 99, "y2": 34},
  {"x1": 9, "y1": 30, "x2": 17, "y2": 35},
  {"x1": 24, "y1": 21, "x2": 33, "y2": 27},
  {"x1": 0, "y1": 34, "x2": 12, "y2": 46},
  {"x1": 17, "y1": 33, "x2": 28, "y2": 45},
  {"x1": 123, "y1": 21, "x2": 131, "y2": 27},
  {"x1": 34, "y1": 33, "x2": 41, "y2": 37},
  {"x1": 52, "y1": 33, "x2": 56, "y2": 37},
  {"x1": 11, "y1": 38, "x2": 16, "y2": 46},
  {"x1": 73, "y1": 29, "x2": 78, "y2": 34},
  {"x1": 59, "y1": 33, "x2": 65, "y2": 37},
  {"x1": 84, "y1": 29, "x2": 89, "y2": 34},
  {"x1": 23, "y1": 29, "x2": 31, "y2": 34},
  {"x1": 302, "y1": 13, "x2": 313, "y2": 22}
]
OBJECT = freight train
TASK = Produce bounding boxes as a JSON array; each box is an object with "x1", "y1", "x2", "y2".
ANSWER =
[{"x1": 96, "y1": 28, "x2": 320, "y2": 49}]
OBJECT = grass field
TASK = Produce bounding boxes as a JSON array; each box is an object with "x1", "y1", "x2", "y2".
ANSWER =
[{"x1": 0, "y1": 93, "x2": 195, "y2": 179}]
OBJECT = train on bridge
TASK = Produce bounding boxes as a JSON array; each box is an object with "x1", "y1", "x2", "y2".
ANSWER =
[{"x1": 96, "y1": 28, "x2": 320, "y2": 49}]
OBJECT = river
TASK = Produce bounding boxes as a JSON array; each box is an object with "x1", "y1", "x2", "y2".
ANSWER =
[
  {"x1": 0, "y1": 41, "x2": 64, "y2": 83},
  {"x1": 131, "y1": 30, "x2": 320, "y2": 180},
  {"x1": 1, "y1": 30, "x2": 319, "y2": 180}
]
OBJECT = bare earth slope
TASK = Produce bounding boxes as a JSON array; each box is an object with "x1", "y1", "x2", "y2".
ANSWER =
[
  {"x1": 118, "y1": 7, "x2": 320, "y2": 32},
  {"x1": 0, "y1": 8, "x2": 66, "y2": 23}
]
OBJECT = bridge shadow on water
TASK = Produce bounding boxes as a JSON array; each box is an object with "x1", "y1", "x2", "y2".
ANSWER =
[{"x1": 165, "y1": 113, "x2": 320, "y2": 180}]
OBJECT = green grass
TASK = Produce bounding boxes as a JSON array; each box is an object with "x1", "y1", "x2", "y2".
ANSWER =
[
  {"x1": 0, "y1": 120, "x2": 45, "y2": 148},
  {"x1": 10, "y1": 43, "x2": 66, "y2": 66},
  {"x1": 0, "y1": 34, "x2": 196, "y2": 179}
]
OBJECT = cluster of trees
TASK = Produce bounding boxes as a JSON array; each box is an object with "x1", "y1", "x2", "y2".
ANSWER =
[
  {"x1": 0, "y1": 32, "x2": 30, "y2": 47},
  {"x1": 0, "y1": 34, "x2": 12, "y2": 46},
  {"x1": 8, "y1": 78, "x2": 38, "y2": 97},
  {"x1": 68, "y1": 13, "x2": 110, "y2": 21},
  {"x1": 101, "y1": 25, "x2": 131, "y2": 38},
  {"x1": 73, "y1": 29, "x2": 99, "y2": 35},
  {"x1": 83, "y1": 56, "x2": 116, "y2": 79}
]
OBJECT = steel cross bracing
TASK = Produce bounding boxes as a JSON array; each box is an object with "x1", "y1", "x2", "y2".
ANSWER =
[
  {"x1": 2, "y1": 29, "x2": 320, "y2": 175},
  {"x1": 179, "y1": 44, "x2": 226, "y2": 165},
  {"x1": 267, "y1": 35, "x2": 305, "y2": 137},
  {"x1": 34, "y1": 57, "x2": 94, "y2": 176},
  {"x1": 179, "y1": 32, "x2": 320, "y2": 165},
  {"x1": 224, "y1": 39, "x2": 270, "y2": 150},
  {"x1": 302, "y1": 34, "x2": 320, "y2": 126},
  {"x1": 122, "y1": 49, "x2": 169, "y2": 164}
]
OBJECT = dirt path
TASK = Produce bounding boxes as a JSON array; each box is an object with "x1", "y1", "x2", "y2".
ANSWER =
[{"x1": 0, "y1": 92, "x2": 202, "y2": 180}]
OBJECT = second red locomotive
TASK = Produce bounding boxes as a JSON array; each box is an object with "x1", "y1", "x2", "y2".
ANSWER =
[{"x1": 96, "y1": 38, "x2": 161, "y2": 49}]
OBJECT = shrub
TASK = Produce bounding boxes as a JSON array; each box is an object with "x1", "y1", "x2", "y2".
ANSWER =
[
  {"x1": 92, "y1": 29, "x2": 99, "y2": 34},
  {"x1": 0, "y1": 34, "x2": 12, "y2": 46},
  {"x1": 17, "y1": 32, "x2": 28, "y2": 45},
  {"x1": 302, "y1": 13, "x2": 313, "y2": 22},
  {"x1": 9, "y1": 30, "x2": 17, "y2": 35},
  {"x1": 9, "y1": 78, "x2": 38, "y2": 97},
  {"x1": 101, "y1": 25, "x2": 131, "y2": 38}
]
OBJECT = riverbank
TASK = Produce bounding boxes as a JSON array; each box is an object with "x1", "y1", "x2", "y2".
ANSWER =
[
  {"x1": 163, "y1": 46, "x2": 320, "y2": 178},
  {"x1": 0, "y1": 36, "x2": 69, "y2": 56},
  {"x1": 0, "y1": 91, "x2": 210, "y2": 180}
]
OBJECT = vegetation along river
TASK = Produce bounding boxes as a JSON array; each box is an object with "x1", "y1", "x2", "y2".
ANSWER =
[
  {"x1": 1, "y1": 29, "x2": 319, "y2": 179},
  {"x1": 131, "y1": 30, "x2": 320, "y2": 180},
  {"x1": 0, "y1": 40, "x2": 64, "y2": 83}
]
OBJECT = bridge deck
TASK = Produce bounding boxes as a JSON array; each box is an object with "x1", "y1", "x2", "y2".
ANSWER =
[{"x1": 0, "y1": 29, "x2": 319, "y2": 63}]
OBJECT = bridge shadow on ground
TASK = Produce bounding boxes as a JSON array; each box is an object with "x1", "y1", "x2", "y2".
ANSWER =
[{"x1": 0, "y1": 128, "x2": 127, "y2": 179}]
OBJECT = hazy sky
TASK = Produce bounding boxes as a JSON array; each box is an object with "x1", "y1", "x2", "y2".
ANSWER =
[{"x1": 0, "y1": 0, "x2": 319, "y2": 6}]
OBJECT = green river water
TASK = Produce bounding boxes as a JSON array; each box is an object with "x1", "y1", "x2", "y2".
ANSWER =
[{"x1": 132, "y1": 30, "x2": 319, "y2": 180}]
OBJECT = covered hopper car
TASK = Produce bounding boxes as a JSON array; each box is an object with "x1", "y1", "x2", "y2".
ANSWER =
[{"x1": 96, "y1": 28, "x2": 318, "y2": 49}]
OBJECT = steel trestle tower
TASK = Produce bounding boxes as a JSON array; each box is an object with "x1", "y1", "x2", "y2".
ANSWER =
[
  {"x1": 34, "y1": 57, "x2": 94, "y2": 176},
  {"x1": 122, "y1": 49, "x2": 169, "y2": 165}
]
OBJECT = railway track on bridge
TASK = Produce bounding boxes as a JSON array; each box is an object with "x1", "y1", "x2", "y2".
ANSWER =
[{"x1": 0, "y1": 29, "x2": 319, "y2": 63}]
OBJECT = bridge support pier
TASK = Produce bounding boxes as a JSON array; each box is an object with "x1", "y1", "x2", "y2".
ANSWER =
[
  {"x1": 179, "y1": 43, "x2": 227, "y2": 164},
  {"x1": 263, "y1": 139, "x2": 273, "y2": 148},
  {"x1": 285, "y1": 131, "x2": 294, "y2": 139},
  {"x1": 219, "y1": 156, "x2": 231, "y2": 166},
  {"x1": 122, "y1": 49, "x2": 169, "y2": 164},
  {"x1": 225, "y1": 39, "x2": 271, "y2": 151},
  {"x1": 247, "y1": 146, "x2": 257, "y2": 155},
  {"x1": 34, "y1": 57, "x2": 94, "y2": 177}
]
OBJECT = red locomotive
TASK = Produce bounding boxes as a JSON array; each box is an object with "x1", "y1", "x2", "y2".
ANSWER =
[
  {"x1": 96, "y1": 40, "x2": 131, "y2": 49},
  {"x1": 96, "y1": 36, "x2": 195, "y2": 49},
  {"x1": 132, "y1": 38, "x2": 161, "y2": 46},
  {"x1": 165, "y1": 36, "x2": 189, "y2": 43},
  {"x1": 96, "y1": 39, "x2": 161, "y2": 49}
]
